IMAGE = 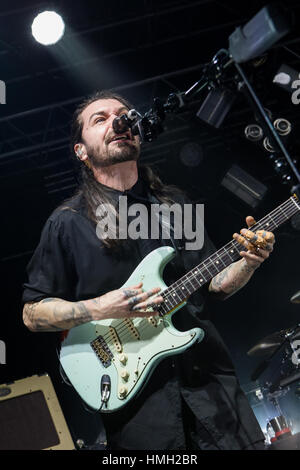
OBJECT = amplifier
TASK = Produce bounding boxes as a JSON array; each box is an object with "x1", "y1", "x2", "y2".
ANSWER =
[{"x1": 0, "y1": 373, "x2": 75, "y2": 450}]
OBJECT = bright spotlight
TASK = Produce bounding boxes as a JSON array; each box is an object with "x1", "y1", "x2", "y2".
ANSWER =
[{"x1": 31, "y1": 11, "x2": 65, "y2": 46}]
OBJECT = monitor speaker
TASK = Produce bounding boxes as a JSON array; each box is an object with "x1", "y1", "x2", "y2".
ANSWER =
[{"x1": 0, "y1": 373, "x2": 75, "y2": 450}]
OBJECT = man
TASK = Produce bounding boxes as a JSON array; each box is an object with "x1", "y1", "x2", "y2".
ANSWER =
[{"x1": 22, "y1": 90, "x2": 275, "y2": 450}]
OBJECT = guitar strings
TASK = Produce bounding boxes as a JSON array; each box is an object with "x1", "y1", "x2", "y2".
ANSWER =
[{"x1": 162, "y1": 197, "x2": 299, "y2": 307}]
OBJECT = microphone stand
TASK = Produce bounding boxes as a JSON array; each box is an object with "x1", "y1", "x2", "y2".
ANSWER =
[
  {"x1": 114, "y1": 52, "x2": 300, "y2": 200},
  {"x1": 115, "y1": 50, "x2": 233, "y2": 142}
]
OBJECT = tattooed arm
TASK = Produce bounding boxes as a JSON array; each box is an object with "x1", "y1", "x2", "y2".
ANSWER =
[
  {"x1": 208, "y1": 215, "x2": 275, "y2": 300},
  {"x1": 22, "y1": 298, "x2": 94, "y2": 332},
  {"x1": 208, "y1": 258, "x2": 257, "y2": 300},
  {"x1": 23, "y1": 283, "x2": 163, "y2": 332}
]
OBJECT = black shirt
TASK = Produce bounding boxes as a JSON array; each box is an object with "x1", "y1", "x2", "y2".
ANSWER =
[{"x1": 22, "y1": 177, "x2": 265, "y2": 450}]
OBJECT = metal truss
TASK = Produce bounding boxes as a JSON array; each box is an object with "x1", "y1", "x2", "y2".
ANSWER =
[
  {"x1": 0, "y1": 63, "x2": 207, "y2": 163},
  {"x1": 1, "y1": 0, "x2": 299, "y2": 195}
]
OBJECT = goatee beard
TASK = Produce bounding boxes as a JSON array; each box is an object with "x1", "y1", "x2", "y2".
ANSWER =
[{"x1": 88, "y1": 143, "x2": 139, "y2": 169}]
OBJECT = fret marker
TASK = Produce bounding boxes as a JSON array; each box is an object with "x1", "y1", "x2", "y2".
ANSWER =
[
  {"x1": 194, "y1": 270, "x2": 198, "y2": 274},
  {"x1": 216, "y1": 261, "x2": 219, "y2": 264},
  {"x1": 230, "y1": 250, "x2": 234, "y2": 253},
  {"x1": 200, "y1": 279, "x2": 203, "y2": 282},
  {"x1": 182, "y1": 287, "x2": 185, "y2": 290}
]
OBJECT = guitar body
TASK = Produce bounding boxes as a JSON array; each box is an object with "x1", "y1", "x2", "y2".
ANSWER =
[{"x1": 59, "y1": 246, "x2": 204, "y2": 412}]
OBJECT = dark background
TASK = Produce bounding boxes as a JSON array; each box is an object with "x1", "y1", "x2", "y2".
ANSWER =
[{"x1": 0, "y1": 0, "x2": 300, "y2": 445}]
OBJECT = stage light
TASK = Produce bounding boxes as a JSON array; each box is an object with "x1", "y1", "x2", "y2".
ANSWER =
[
  {"x1": 31, "y1": 11, "x2": 65, "y2": 46},
  {"x1": 221, "y1": 164, "x2": 267, "y2": 208},
  {"x1": 244, "y1": 124, "x2": 263, "y2": 142},
  {"x1": 273, "y1": 64, "x2": 300, "y2": 93},
  {"x1": 196, "y1": 87, "x2": 236, "y2": 128},
  {"x1": 229, "y1": 4, "x2": 291, "y2": 63},
  {"x1": 273, "y1": 118, "x2": 292, "y2": 136}
]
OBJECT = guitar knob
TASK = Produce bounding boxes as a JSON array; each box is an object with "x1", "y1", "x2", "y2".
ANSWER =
[
  {"x1": 118, "y1": 354, "x2": 128, "y2": 365},
  {"x1": 119, "y1": 386, "x2": 128, "y2": 398},
  {"x1": 120, "y1": 370, "x2": 129, "y2": 381}
]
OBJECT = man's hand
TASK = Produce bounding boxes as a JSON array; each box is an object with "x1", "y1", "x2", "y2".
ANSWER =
[
  {"x1": 88, "y1": 282, "x2": 164, "y2": 320},
  {"x1": 23, "y1": 282, "x2": 164, "y2": 332},
  {"x1": 233, "y1": 215, "x2": 275, "y2": 270},
  {"x1": 209, "y1": 216, "x2": 275, "y2": 299}
]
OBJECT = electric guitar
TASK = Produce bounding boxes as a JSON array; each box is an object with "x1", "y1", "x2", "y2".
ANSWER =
[{"x1": 59, "y1": 195, "x2": 300, "y2": 412}]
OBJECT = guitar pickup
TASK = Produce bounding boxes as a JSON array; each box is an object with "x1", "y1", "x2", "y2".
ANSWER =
[
  {"x1": 124, "y1": 318, "x2": 140, "y2": 340},
  {"x1": 148, "y1": 316, "x2": 158, "y2": 327},
  {"x1": 109, "y1": 326, "x2": 123, "y2": 353}
]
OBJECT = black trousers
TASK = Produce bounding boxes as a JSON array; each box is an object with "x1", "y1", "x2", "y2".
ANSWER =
[{"x1": 105, "y1": 399, "x2": 265, "y2": 451}]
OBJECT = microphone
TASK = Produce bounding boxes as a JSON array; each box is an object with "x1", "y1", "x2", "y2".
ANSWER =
[
  {"x1": 112, "y1": 109, "x2": 140, "y2": 134},
  {"x1": 112, "y1": 95, "x2": 184, "y2": 142}
]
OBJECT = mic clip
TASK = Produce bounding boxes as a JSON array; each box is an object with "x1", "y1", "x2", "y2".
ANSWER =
[{"x1": 112, "y1": 109, "x2": 142, "y2": 135}]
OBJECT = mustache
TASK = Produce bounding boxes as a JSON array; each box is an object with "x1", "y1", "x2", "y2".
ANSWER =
[{"x1": 106, "y1": 131, "x2": 140, "y2": 145}]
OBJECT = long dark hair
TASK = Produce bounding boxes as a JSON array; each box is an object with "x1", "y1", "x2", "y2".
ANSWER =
[{"x1": 67, "y1": 89, "x2": 185, "y2": 249}]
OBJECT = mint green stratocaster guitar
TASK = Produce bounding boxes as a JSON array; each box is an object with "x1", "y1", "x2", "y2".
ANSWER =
[{"x1": 59, "y1": 195, "x2": 300, "y2": 412}]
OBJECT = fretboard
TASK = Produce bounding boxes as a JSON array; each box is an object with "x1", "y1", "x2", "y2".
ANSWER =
[{"x1": 159, "y1": 195, "x2": 300, "y2": 315}]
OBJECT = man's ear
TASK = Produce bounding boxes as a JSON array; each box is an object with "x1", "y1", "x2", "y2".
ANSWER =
[
  {"x1": 74, "y1": 143, "x2": 92, "y2": 169},
  {"x1": 74, "y1": 143, "x2": 87, "y2": 162}
]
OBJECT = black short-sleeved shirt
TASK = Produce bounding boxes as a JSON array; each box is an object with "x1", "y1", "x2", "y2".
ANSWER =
[{"x1": 22, "y1": 177, "x2": 265, "y2": 450}]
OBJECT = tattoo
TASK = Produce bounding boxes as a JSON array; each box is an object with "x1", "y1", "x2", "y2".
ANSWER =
[
  {"x1": 210, "y1": 267, "x2": 230, "y2": 292},
  {"x1": 128, "y1": 296, "x2": 139, "y2": 310},
  {"x1": 241, "y1": 263, "x2": 256, "y2": 274},
  {"x1": 23, "y1": 302, "x2": 40, "y2": 325},
  {"x1": 264, "y1": 244, "x2": 273, "y2": 252},
  {"x1": 23, "y1": 298, "x2": 93, "y2": 332},
  {"x1": 23, "y1": 301, "x2": 61, "y2": 332},
  {"x1": 53, "y1": 301, "x2": 93, "y2": 327},
  {"x1": 209, "y1": 259, "x2": 256, "y2": 299},
  {"x1": 123, "y1": 289, "x2": 138, "y2": 299}
]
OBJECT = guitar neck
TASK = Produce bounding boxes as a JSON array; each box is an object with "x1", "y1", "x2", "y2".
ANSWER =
[{"x1": 160, "y1": 195, "x2": 300, "y2": 313}]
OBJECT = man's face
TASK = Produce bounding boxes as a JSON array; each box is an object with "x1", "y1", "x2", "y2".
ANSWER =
[{"x1": 79, "y1": 98, "x2": 141, "y2": 168}]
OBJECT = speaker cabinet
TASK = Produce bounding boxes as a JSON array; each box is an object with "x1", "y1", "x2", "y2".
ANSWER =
[{"x1": 0, "y1": 374, "x2": 75, "y2": 450}]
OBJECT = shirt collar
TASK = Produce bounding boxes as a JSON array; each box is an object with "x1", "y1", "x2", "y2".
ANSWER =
[{"x1": 95, "y1": 172, "x2": 149, "y2": 203}]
